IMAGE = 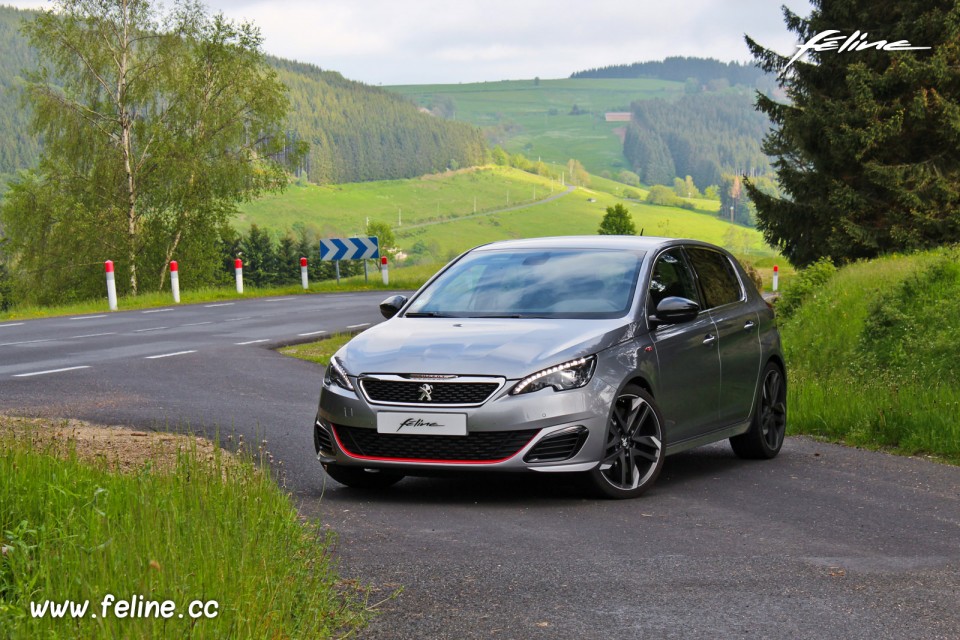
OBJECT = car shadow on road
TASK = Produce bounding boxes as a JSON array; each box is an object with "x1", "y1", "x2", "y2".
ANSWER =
[{"x1": 305, "y1": 442, "x2": 760, "y2": 506}]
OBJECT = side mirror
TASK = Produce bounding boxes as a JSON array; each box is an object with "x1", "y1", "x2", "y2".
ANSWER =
[
  {"x1": 379, "y1": 295, "x2": 408, "y2": 319},
  {"x1": 652, "y1": 296, "x2": 700, "y2": 326}
]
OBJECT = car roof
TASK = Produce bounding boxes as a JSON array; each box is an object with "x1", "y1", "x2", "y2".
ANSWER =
[{"x1": 471, "y1": 235, "x2": 719, "y2": 253}]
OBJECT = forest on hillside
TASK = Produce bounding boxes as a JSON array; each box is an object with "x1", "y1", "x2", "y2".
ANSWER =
[
  {"x1": 623, "y1": 93, "x2": 772, "y2": 190},
  {"x1": 0, "y1": 6, "x2": 485, "y2": 186},
  {"x1": 273, "y1": 58, "x2": 486, "y2": 184},
  {"x1": 570, "y1": 56, "x2": 773, "y2": 91}
]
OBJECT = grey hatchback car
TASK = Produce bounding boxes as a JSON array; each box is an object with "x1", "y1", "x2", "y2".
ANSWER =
[{"x1": 314, "y1": 236, "x2": 786, "y2": 498}]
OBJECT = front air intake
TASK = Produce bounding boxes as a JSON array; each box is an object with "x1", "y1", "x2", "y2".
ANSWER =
[{"x1": 523, "y1": 426, "x2": 588, "y2": 463}]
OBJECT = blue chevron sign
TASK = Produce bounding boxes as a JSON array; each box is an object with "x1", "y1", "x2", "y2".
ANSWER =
[{"x1": 319, "y1": 236, "x2": 380, "y2": 261}]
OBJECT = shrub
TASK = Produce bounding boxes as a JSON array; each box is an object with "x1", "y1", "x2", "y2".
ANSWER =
[{"x1": 775, "y1": 257, "x2": 836, "y2": 318}]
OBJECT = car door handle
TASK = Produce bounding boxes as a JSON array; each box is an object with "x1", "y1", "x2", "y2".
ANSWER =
[
  {"x1": 743, "y1": 320, "x2": 756, "y2": 330},
  {"x1": 702, "y1": 334, "x2": 717, "y2": 346}
]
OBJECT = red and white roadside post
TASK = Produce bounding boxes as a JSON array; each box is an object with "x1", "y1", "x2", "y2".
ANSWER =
[
  {"x1": 235, "y1": 258, "x2": 244, "y2": 294},
  {"x1": 381, "y1": 256, "x2": 389, "y2": 286},
  {"x1": 772, "y1": 265, "x2": 779, "y2": 292},
  {"x1": 170, "y1": 261, "x2": 181, "y2": 303},
  {"x1": 105, "y1": 260, "x2": 118, "y2": 311},
  {"x1": 300, "y1": 257, "x2": 309, "y2": 290}
]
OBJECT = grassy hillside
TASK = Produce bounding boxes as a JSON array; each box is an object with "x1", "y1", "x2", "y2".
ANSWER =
[
  {"x1": 387, "y1": 78, "x2": 685, "y2": 176},
  {"x1": 396, "y1": 185, "x2": 773, "y2": 262},
  {"x1": 780, "y1": 247, "x2": 960, "y2": 461},
  {"x1": 236, "y1": 166, "x2": 560, "y2": 234},
  {"x1": 236, "y1": 166, "x2": 776, "y2": 269}
]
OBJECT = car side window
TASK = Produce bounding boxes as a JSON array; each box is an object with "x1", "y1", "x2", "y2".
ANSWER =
[
  {"x1": 685, "y1": 247, "x2": 743, "y2": 309},
  {"x1": 648, "y1": 248, "x2": 700, "y2": 314}
]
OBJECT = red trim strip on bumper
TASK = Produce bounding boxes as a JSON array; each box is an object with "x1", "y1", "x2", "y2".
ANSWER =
[{"x1": 330, "y1": 424, "x2": 536, "y2": 465}]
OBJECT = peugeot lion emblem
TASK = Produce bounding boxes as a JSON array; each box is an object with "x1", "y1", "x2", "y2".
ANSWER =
[{"x1": 418, "y1": 383, "x2": 434, "y2": 402}]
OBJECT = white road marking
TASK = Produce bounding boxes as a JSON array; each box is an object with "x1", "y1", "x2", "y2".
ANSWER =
[
  {"x1": 0, "y1": 338, "x2": 53, "y2": 347},
  {"x1": 297, "y1": 330, "x2": 327, "y2": 337},
  {"x1": 14, "y1": 365, "x2": 90, "y2": 378},
  {"x1": 134, "y1": 326, "x2": 167, "y2": 333},
  {"x1": 182, "y1": 321, "x2": 213, "y2": 327},
  {"x1": 347, "y1": 323, "x2": 370, "y2": 329},
  {"x1": 205, "y1": 303, "x2": 234, "y2": 308},
  {"x1": 68, "y1": 332, "x2": 116, "y2": 339},
  {"x1": 144, "y1": 350, "x2": 197, "y2": 359},
  {"x1": 224, "y1": 316, "x2": 252, "y2": 322},
  {"x1": 0, "y1": 323, "x2": 24, "y2": 328},
  {"x1": 142, "y1": 308, "x2": 174, "y2": 314},
  {"x1": 71, "y1": 315, "x2": 107, "y2": 320},
  {"x1": 235, "y1": 339, "x2": 270, "y2": 345}
]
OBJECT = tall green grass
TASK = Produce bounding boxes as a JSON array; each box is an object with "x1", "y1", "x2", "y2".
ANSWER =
[
  {"x1": 0, "y1": 429, "x2": 367, "y2": 638},
  {"x1": 780, "y1": 248, "x2": 960, "y2": 461}
]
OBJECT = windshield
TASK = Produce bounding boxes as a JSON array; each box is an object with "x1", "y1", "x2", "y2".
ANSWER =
[{"x1": 405, "y1": 248, "x2": 644, "y2": 319}]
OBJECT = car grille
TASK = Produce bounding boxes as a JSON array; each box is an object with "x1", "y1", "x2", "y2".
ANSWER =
[
  {"x1": 360, "y1": 379, "x2": 500, "y2": 405},
  {"x1": 523, "y1": 426, "x2": 588, "y2": 463},
  {"x1": 333, "y1": 424, "x2": 539, "y2": 462}
]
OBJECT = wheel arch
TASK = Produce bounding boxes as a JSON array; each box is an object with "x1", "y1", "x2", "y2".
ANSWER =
[
  {"x1": 765, "y1": 354, "x2": 787, "y2": 384},
  {"x1": 623, "y1": 375, "x2": 654, "y2": 397}
]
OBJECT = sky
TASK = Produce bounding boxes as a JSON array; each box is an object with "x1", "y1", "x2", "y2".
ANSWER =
[{"x1": 11, "y1": 1, "x2": 815, "y2": 86}]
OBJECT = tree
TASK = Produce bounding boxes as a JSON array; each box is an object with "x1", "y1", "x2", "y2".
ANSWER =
[
  {"x1": 2, "y1": 0, "x2": 297, "y2": 302},
  {"x1": 366, "y1": 221, "x2": 396, "y2": 266},
  {"x1": 618, "y1": 170, "x2": 640, "y2": 187},
  {"x1": 746, "y1": 1, "x2": 960, "y2": 266},
  {"x1": 646, "y1": 185, "x2": 681, "y2": 207},
  {"x1": 598, "y1": 204, "x2": 636, "y2": 236},
  {"x1": 566, "y1": 158, "x2": 590, "y2": 187}
]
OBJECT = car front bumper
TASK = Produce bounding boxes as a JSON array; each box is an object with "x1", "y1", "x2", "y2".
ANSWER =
[{"x1": 315, "y1": 372, "x2": 617, "y2": 473}]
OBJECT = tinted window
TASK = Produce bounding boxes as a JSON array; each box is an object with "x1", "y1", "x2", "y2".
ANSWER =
[
  {"x1": 648, "y1": 249, "x2": 700, "y2": 312},
  {"x1": 686, "y1": 247, "x2": 742, "y2": 308},
  {"x1": 406, "y1": 249, "x2": 644, "y2": 319}
]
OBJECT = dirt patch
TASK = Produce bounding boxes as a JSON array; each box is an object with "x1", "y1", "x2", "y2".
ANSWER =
[{"x1": 0, "y1": 415, "x2": 233, "y2": 474}]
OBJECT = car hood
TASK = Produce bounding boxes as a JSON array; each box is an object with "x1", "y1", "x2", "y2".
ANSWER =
[{"x1": 339, "y1": 317, "x2": 641, "y2": 378}]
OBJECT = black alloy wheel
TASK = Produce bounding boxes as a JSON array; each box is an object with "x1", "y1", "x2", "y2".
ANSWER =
[
  {"x1": 587, "y1": 385, "x2": 665, "y2": 499},
  {"x1": 730, "y1": 362, "x2": 787, "y2": 459}
]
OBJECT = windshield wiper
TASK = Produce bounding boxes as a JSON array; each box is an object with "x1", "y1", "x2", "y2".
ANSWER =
[
  {"x1": 404, "y1": 311, "x2": 453, "y2": 318},
  {"x1": 477, "y1": 314, "x2": 529, "y2": 318}
]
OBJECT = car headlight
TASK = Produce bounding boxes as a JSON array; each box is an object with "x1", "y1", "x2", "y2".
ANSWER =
[
  {"x1": 510, "y1": 355, "x2": 597, "y2": 395},
  {"x1": 324, "y1": 355, "x2": 355, "y2": 391}
]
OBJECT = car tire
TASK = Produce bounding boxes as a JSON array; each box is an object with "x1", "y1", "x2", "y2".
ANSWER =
[
  {"x1": 322, "y1": 463, "x2": 405, "y2": 489},
  {"x1": 730, "y1": 362, "x2": 787, "y2": 459},
  {"x1": 586, "y1": 384, "x2": 665, "y2": 499}
]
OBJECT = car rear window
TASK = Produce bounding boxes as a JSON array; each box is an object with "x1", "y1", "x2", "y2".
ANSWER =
[{"x1": 686, "y1": 247, "x2": 743, "y2": 309}]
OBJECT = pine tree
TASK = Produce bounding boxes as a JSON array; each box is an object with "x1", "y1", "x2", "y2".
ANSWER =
[{"x1": 746, "y1": 1, "x2": 960, "y2": 266}]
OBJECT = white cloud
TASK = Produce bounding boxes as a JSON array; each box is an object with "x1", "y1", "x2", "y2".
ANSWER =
[{"x1": 7, "y1": 0, "x2": 813, "y2": 84}]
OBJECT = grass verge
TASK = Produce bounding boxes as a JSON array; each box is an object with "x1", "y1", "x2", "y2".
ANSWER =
[
  {"x1": 280, "y1": 333, "x2": 354, "y2": 367},
  {"x1": 780, "y1": 247, "x2": 960, "y2": 464},
  {"x1": 0, "y1": 263, "x2": 435, "y2": 322},
  {"x1": 0, "y1": 417, "x2": 369, "y2": 638}
]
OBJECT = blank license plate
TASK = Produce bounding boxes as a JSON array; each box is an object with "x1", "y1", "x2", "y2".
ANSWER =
[{"x1": 377, "y1": 412, "x2": 467, "y2": 436}]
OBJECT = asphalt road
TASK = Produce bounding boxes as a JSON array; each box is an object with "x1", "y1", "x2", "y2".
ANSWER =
[{"x1": 2, "y1": 293, "x2": 959, "y2": 639}]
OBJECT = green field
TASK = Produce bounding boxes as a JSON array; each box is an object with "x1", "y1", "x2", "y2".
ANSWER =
[
  {"x1": 396, "y1": 185, "x2": 773, "y2": 262},
  {"x1": 386, "y1": 78, "x2": 685, "y2": 176},
  {"x1": 236, "y1": 166, "x2": 778, "y2": 277},
  {"x1": 237, "y1": 166, "x2": 561, "y2": 235}
]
